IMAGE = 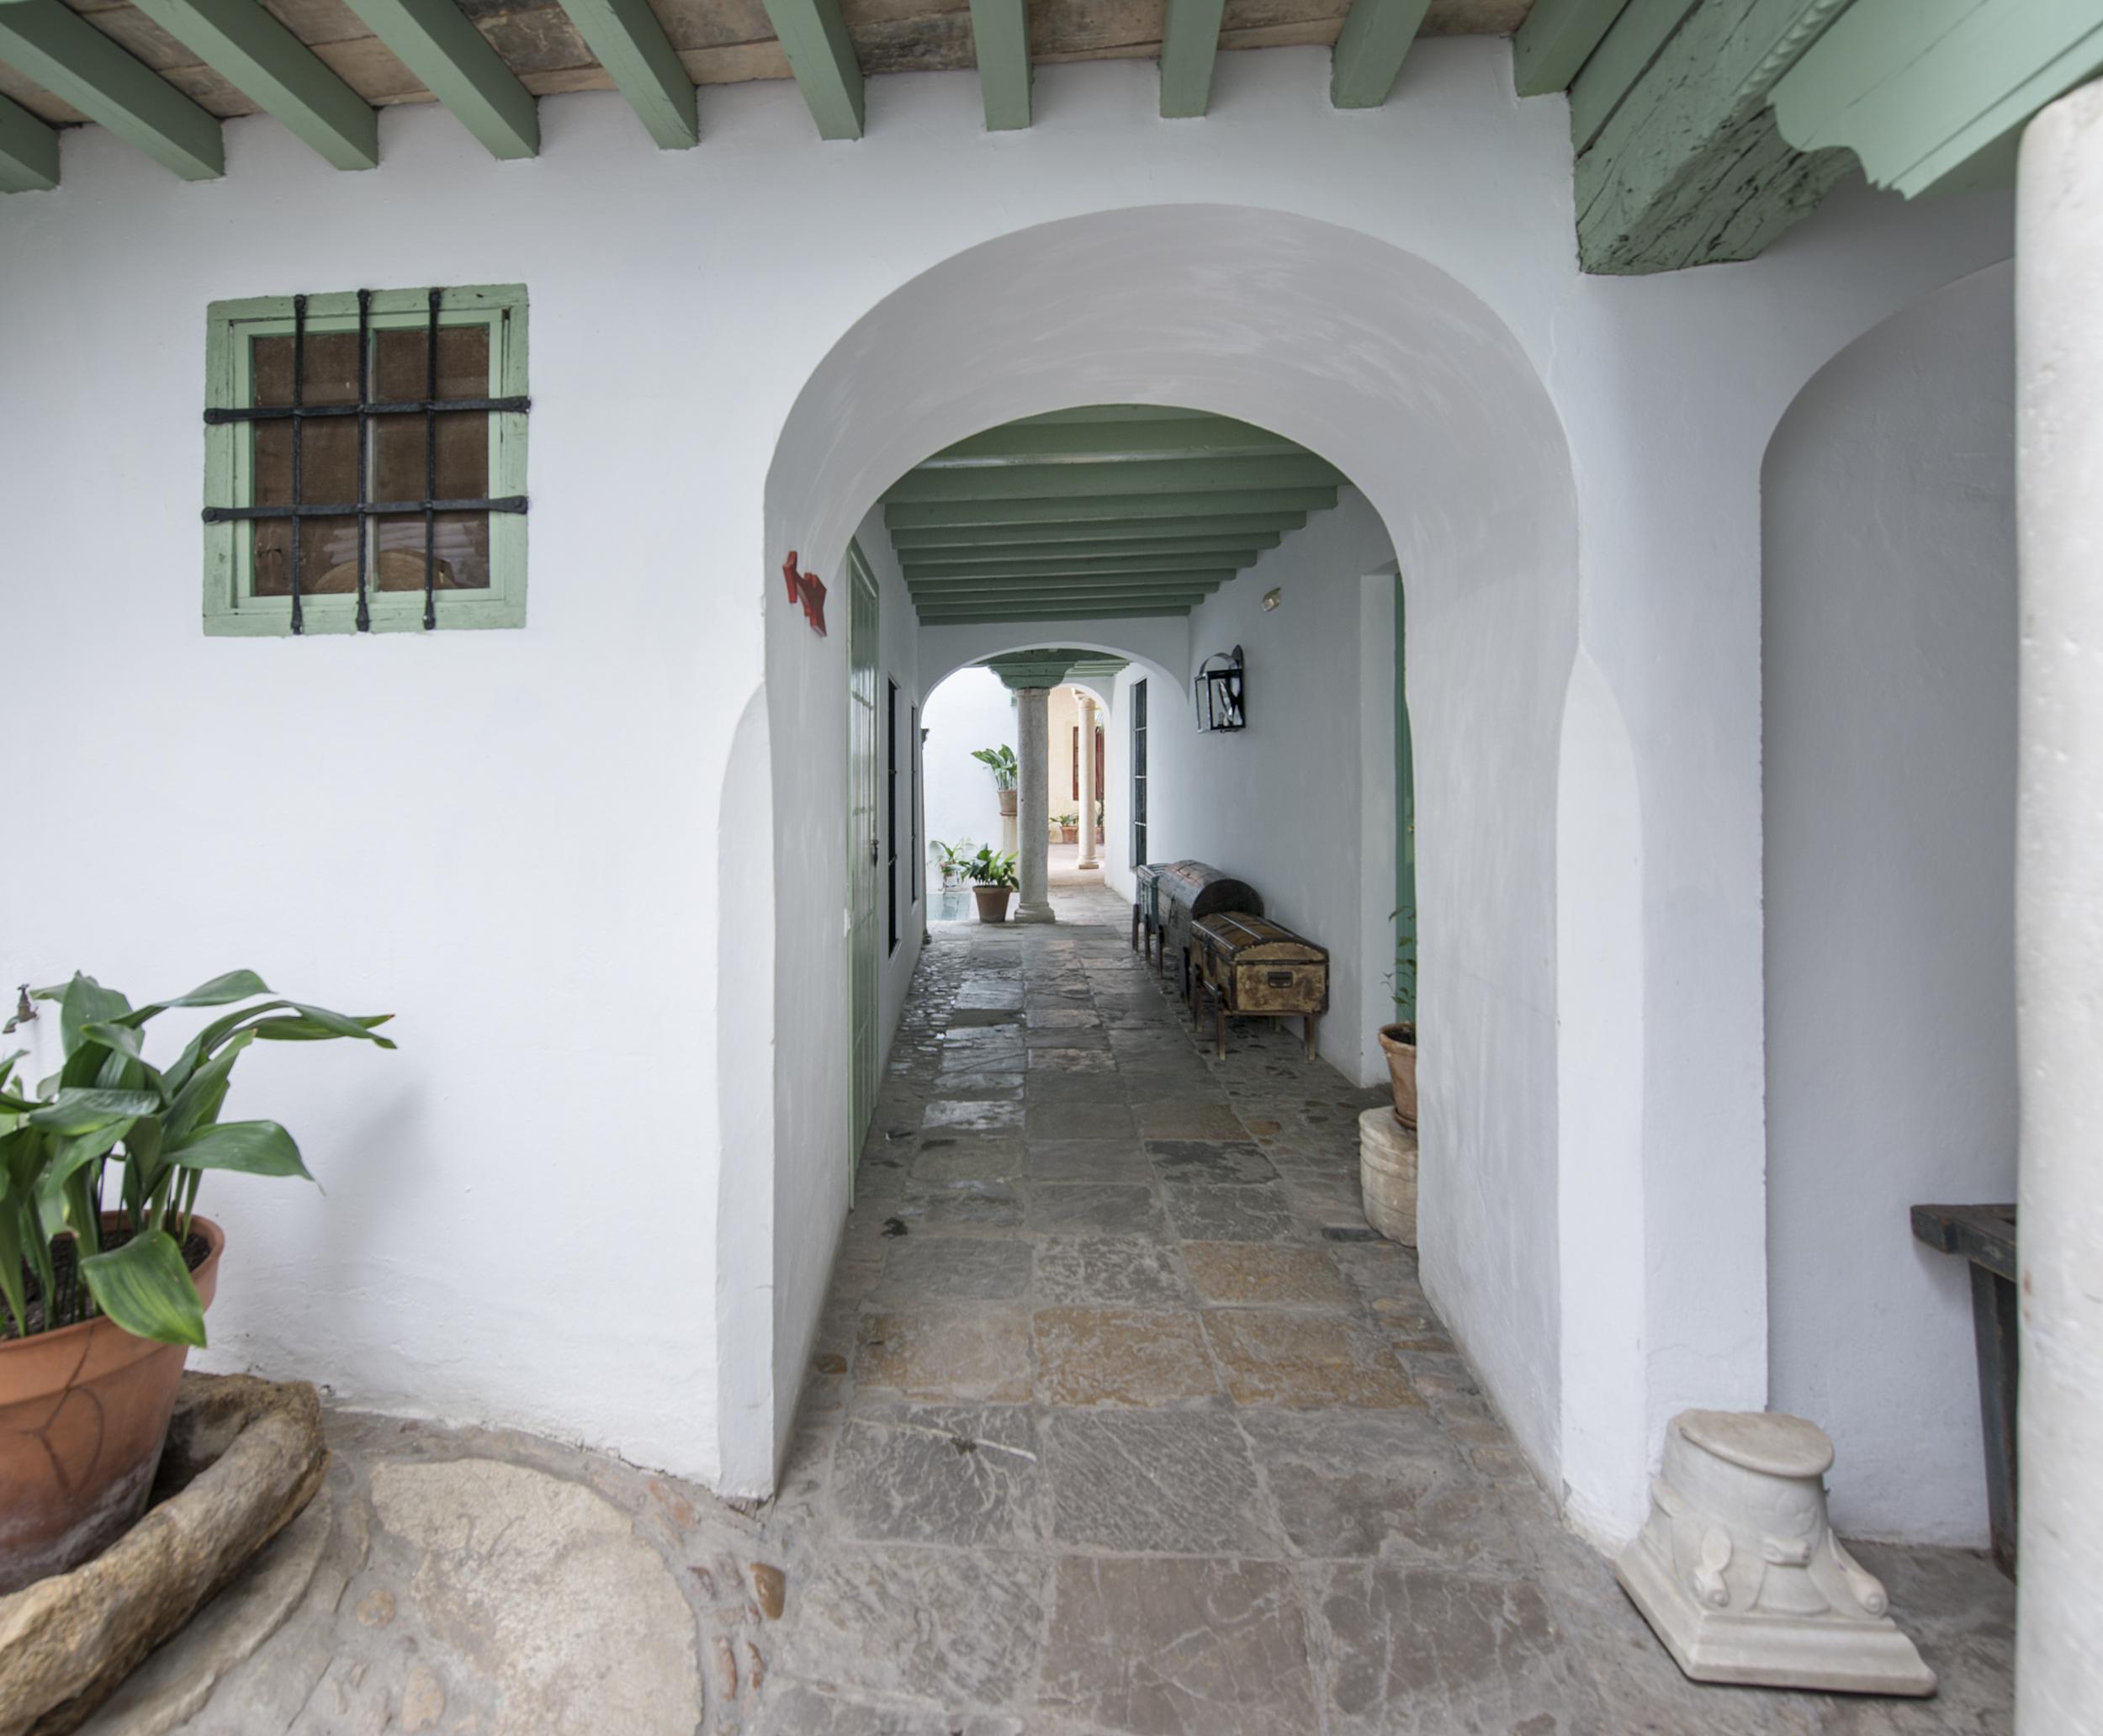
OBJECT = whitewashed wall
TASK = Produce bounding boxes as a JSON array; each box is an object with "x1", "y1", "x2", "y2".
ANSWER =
[
  {"x1": 0, "y1": 39, "x2": 2015, "y2": 1525},
  {"x1": 1100, "y1": 490, "x2": 1399, "y2": 1085},
  {"x1": 1763, "y1": 263, "x2": 2017, "y2": 1543},
  {"x1": 921, "y1": 668, "x2": 1014, "y2": 871}
]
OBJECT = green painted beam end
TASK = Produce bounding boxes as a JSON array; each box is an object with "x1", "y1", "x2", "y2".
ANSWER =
[
  {"x1": 130, "y1": 0, "x2": 378, "y2": 170},
  {"x1": 558, "y1": 0, "x2": 697, "y2": 149},
  {"x1": 0, "y1": 0, "x2": 221, "y2": 178},
  {"x1": 339, "y1": 0, "x2": 538, "y2": 159},
  {"x1": 0, "y1": 87, "x2": 58, "y2": 190},
  {"x1": 1159, "y1": 0, "x2": 1224, "y2": 118},
  {"x1": 1330, "y1": 0, "x2": 1433, "y2": 109},
  {"x1": 1511, "y1": 0, "x2": 1631, "y2": 98},
  {"x1": 968, "y1": 0, "x2": 1029, "y2": 130},
  {"x1": 760, "y1": 0, "x2": 863, "y2": 140}
]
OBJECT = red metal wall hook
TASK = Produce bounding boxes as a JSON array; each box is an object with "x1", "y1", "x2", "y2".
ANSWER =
[{"x1": 781, "y1": 550, "x2": 829, "y2": 636}]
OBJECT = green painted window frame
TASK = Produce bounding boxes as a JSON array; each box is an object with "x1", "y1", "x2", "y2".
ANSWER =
[{"x1": 203, "y1": 283, "x2": 529, "y2": 636}]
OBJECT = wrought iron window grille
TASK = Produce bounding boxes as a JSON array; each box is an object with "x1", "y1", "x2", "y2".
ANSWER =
[{"x1": 200, "y1": 288, "x2": 531, "y2": 634}]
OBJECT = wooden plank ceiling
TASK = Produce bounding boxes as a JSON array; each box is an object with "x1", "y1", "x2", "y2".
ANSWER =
[
  {"x1": 0, "y1": 0, "x2": 1531, "y2": 192},
  {"x1": 882, "y1": 405, "x2": 1343, "y2": 627}
]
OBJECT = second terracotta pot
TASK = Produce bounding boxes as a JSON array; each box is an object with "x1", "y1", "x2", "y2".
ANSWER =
[
  {"x1": 0, "y1": 1216, "x2": 223, "y2": 1596},
  {"x1": 973, "y1": 886, "x2": 1015, "y2": 924},
  {"x1": 1377, "y1": 1023, "x2": 1417, "y2": 1130}
]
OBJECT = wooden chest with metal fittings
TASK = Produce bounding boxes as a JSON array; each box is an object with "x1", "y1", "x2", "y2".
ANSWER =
[
  {"x1": 1191, "y1": 913, "x2": 1328, "y2": 1059},
  {"x1": 1153, "y1": 861, "x2": 1263, "y2": 1006},
  {"x1": 1132, "y1": 863, "x2": 1167, "y2": 963}
]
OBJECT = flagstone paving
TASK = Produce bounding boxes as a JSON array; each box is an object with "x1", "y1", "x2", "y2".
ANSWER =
[
  {"x1": 747, "y1": 883, "x2": 2017, "y2": 1735},
  {"x1": 110, "y1": 881, "x2": 2014, "y2": 1736}
]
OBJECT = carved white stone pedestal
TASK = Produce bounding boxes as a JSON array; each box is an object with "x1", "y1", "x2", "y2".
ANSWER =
[{"x1": 1615, "y1": 1410, "x2": 1936, "y2": 1696}]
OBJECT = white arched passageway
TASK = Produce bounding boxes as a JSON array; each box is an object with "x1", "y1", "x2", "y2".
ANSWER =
[{"x1": 737, "y1": 204, "x2": 1604, "y2": 1515}]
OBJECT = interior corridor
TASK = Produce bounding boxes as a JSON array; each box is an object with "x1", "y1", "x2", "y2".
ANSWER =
[{"x1": 754, "y1": 884, "x2": 2015, "y2": 1734}]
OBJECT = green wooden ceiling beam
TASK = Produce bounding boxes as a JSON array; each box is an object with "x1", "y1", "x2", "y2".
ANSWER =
[
  {"x1": 1573, "y1": 0, "x2": 1851, "y2": 275},
  {"x1": 924, "y1": 415, "x2": 1297, "y2": 468},
  {"x1": 340, "y1": 0, "x2": 538, "y2": 158},
  {"x1": 891, "y1": 513, "x2": 1306, "y2": 549},
  {"x1": 921, "y1": 601, "x2": 1196, "y2": 622},
  {"x1": 1513, "y1": 0, "x2": 1633, "y2": 98},
  {"x1": 916, "y1": 589, "x2": 1221, "y2": 611},
  {"x1": 760, "y1": 0, "x2": 862, "y2": 139},
  {"x1": 0, "y1": 0, "x2": 221, "y2": 178},
  {"x1": 909, "y1": 547, "x2": 1253, "y2": 573},
  {"x1": 904, "y1": 532, "x2": 1282, "y2": 565},
  {"x1": 129, "y1": 0, "x2": 378, "y2": 170},
  {"x1": 0, "y1": 88, "x2": 58, "y2": 191},
  {"x1": 1159, "y1": 0, "x2": 1223, "y2": 118},
  {"x1": 885, "y1": 453, "x2": 1343, "y2": 505},
  {"x1": 1569, "y1": 0, "x2": 1697, "y2": 154},
  {"x1": 968, "y1": 0, "x2": 1029, "y2": 130},
  {"x1": 557, "y1": 0, "x2": 697, "y2": 149},
  {"x1": 886, "y1": 486, "x2": 1338, "y2": 530},
  {"x1": 1330, "y1": 0, "x2": 1433, "y2": 108},
  {"x1": 908, "y1": 575, "x2": 1228, "y2": 596},
  {"x1": 1771, "y1": 0, "x2": 2103, "y2": 199}
]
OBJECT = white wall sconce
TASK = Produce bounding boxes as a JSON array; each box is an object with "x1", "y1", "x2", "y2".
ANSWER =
[{"x1": 1263, "y1": 587, "x2": 1282, "y2": 611}]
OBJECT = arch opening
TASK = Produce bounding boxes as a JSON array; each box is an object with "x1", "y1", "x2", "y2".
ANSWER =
[{"x1": 728, "y1": 204, "x2": 1583, "y2": 1518}]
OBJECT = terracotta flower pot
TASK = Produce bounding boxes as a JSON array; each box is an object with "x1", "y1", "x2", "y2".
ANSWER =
[
  {"x1": 1377, "y1": 1023, "x2": 1417, "y2": 1130},
  {"x1": 0, "y1": 1216, "x2": 223, "y2": 1595},
  {"x1": 997, "y1": 790, "x2": 1017, "y2": 818},
  {"x1": 1059, "y1": 826, "x2": 1078, "y2": 844},
  {"x1": 973, "y1": 886, "x2": 1015, "y2": 924}
]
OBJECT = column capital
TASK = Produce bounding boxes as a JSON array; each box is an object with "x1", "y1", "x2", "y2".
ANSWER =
[{"x1": 983, "y1": 649, "x2": 1089, "y2": 691}]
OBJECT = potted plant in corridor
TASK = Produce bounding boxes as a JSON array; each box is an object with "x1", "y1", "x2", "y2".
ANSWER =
[
  {"x1": 1378, "y1": 911, "x2": 1417, "y2": 1129},
  {"x1": 0, "y1": 971, "x2": 391, "y2": 1593},
  {"x1": 931, "y1": 838, "x2": 971, "y2": 890},
  {"x1": 1053, "y1": 810, "x2": 1079, "y2": 845},
  {"x1": 965, "y1": 847, "x2": 1020, "y2": 923},
  {"x1": 972, "y1": 745, "x2": 1019, "y2": 820}
]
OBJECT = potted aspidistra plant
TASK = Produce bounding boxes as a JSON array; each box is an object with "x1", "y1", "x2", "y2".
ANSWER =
[
  {"x1": 971, "y1": 746, "x2": 1020, "y2": 819},
  {"x1": 0, "y1": 971, "x2": 391, "y2": 1593},
  {"x1": 964, "y1": 847, "x2": 1019, "y2": 924},
  {"x1": 1053, "y1": 810, "x2": 1079, "y2": 845}
]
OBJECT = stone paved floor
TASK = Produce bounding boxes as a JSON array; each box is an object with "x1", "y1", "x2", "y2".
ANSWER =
[
  {"x1": 115, "y1": 881, "x2": 2015, "y2": 1735},
  {"x1": 750, "y1": 881, "x2": 2016, "y2": 1735}
]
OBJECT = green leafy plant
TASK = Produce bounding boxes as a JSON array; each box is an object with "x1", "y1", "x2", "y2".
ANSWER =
[
  {"x1": 1387, "y1": 907, "x2": 1417, "y2": 1024},
  {"x1": 0, "y1": 971, "x2": 393, "y2": 1348},
  {"x1": 963, "y1": 847, "x2": 1019, "y2": 890},
  {"x1": 970, "y1": 745, "x2": 1019, "y2": 791},
  {"x1": 931, "y1": 838, "x2": 974, "y2": 885},
  {"x1": 1052, "y1": 810, "x2": 1078, "y2": 828}
]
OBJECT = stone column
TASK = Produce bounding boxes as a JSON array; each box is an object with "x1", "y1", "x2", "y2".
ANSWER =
[
  {"x1": 2016, "y1": 83, "x2": 2103, "y2": 1731},
  {"x1": 1013, "y1": 684, "x2": 1055, "y2": 923},
  {"x1": 1076, "y1": 691, "x2": 1099, "y2": 870}
]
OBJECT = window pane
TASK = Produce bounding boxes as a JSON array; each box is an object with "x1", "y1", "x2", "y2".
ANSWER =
[
  {"x1": 374, "y1": 324, "x2": 489, "y2": 404},
  {"x1": 373, "y1": 512, "x2": 491, "y2": 592},
  {"x1": 253, "y1": 517, "x2": 361, "y2": 595},
  {"x1": 374, "y1": 410, "x2": 488, "y2": 505},
  {"x1": 249, "y1": 331, "x2": 363, "y2": 595}
]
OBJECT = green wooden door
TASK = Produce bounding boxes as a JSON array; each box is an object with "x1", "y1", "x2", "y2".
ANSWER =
[
  {"x1": 848, "y1": 542, "x2": 881, "y2": 1164},
  {"x1": 1395, "y1": 572, "x2": 1417, "y2": 1024}
]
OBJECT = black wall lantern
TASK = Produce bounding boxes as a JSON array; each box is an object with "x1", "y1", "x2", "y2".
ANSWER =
[{"x1": 1195, "y1": 645, "x2": 1246, "y2": 733}]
